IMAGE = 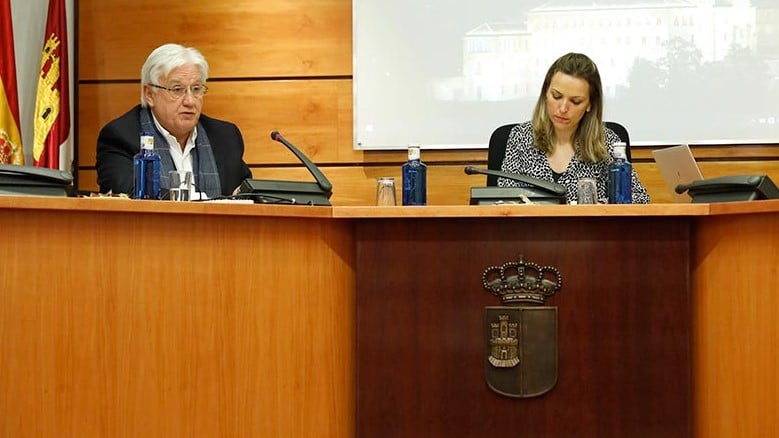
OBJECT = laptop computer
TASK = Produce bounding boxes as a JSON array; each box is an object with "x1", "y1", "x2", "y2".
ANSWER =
[{"x1": 651, "y1": 144, "x2": 704, "y2": 203}]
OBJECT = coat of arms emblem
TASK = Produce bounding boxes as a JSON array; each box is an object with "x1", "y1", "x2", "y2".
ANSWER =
[{"x1": 483, "y1": 255, "x2": 562, "y2": 398}]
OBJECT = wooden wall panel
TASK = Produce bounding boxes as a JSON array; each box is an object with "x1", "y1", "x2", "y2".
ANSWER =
[
  {"x1": 78, "y1": 80, "x2": 355, "y2": 166},
  {"x1": 633, "y1": 144, "x2": 779, "y2": 161},
  {"x1": 78, "y1": 0, "x2": 352, "y2": 80}
]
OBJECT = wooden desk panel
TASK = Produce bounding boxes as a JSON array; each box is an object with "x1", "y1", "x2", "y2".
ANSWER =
[
  {"x1": 693, "y1": 211, "x2": 779, "y2": 437},
  {"x1": 0, "y1": 200, "x2": 355, "y2": 437},
  {"x1": 355, "y1": 216, "x2": 692, "y2": 437}
]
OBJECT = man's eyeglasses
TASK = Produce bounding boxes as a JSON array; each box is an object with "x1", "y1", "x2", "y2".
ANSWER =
[{"x1": 149, "y1": 83, "x2": 208, "y2": 99}]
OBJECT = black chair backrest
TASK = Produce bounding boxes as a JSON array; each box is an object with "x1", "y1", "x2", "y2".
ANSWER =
[
  {"x1": 486, "y1": 123, "x2": 518, "y2": 186},
  {"x1": 604, "y1": 121, "x2": 632, "y2": 162},
  {"x1": 486, "y1": 121, "x2": 632, "y2": 186}
]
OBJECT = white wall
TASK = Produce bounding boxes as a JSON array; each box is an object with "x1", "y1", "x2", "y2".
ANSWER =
[{"x1": 9, "y1": 0, "x2": 75, "y2": 168}]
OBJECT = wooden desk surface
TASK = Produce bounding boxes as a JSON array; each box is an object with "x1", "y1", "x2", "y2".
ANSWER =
[{"x1": 5, "y1": 195, "x2": 779, "y2": 218}]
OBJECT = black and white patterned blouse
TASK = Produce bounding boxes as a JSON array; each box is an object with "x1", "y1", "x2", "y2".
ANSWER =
[{"x1": 498, "y1": 121, "x2": 650, "y2": 204}]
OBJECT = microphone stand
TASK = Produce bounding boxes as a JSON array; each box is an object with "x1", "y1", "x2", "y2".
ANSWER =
[{"x1": 464, "y1": 166, "x2": 567, "y2": 205}]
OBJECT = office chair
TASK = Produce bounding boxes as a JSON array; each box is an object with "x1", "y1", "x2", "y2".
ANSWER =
[
  {"x1": 604, "y1": 121, "x2": 632, "y2": 162},
  {"x1": 486, "y1": 121, "x2": 632, "y2": 186},
  {"x1": 485, "y1": 123, "x2": 519, "y2": 186}
]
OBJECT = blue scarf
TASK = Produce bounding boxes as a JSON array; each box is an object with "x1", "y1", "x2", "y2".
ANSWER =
[{"x1": 140, "y1": 108, "x2": 222, "y2": 198}]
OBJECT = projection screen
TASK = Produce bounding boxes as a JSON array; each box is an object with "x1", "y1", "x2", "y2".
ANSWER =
[{"x1": 353, "y1": 0, "x2": 779, "y2": 150}]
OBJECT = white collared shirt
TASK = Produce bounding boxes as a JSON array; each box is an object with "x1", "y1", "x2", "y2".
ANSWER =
[{"x1": 150, "y1": 114, "x2": 208, "y2": 199}]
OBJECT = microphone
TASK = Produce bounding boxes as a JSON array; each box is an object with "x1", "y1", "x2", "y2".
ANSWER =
[
  {"x1": 464, "y1": 166, "x2": 566, "y2": 196},
  {"x1": 237, "y1": 131, "x2": 334, "y2": 205},
  {"x1": 270, "y1": 131, "x2": 333, "y2": 194}
]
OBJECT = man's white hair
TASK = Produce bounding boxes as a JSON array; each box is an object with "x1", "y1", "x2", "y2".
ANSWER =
[{"x1": 140, "y1": 43, "x2": 209, "y2": 107}]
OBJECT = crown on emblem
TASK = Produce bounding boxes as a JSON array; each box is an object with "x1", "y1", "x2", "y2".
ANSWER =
[{"x1": 482, "y1": 255, "x2": 562, "y2": 305}]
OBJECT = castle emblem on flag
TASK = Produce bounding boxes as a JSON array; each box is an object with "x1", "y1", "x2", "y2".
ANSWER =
[
  {"x1": 33, "y1": 34, "x2": 64, "y2": 160},
  {"x1": 32, "y1": 0, "x2": 70, "y2": 169},
  {"x1": 482, "y1": 255, "x2": 562, "y2": 398}
]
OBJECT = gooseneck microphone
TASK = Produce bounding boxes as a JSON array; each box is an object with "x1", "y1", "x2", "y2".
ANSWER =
[
  {"x1": 235, "y1": 131, "x2": 333, "y2": 205},
  {"x1": 464, "y1": 166, "x2": 566, "y2": 196},
  {"x1": 270, "y1": 131, "x2": 333, "y2": 194}
]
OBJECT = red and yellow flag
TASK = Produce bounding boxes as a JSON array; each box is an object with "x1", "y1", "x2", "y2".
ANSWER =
[
  {"x1": 33, "y1": 0, "x2": 70, "y2": 169},
  {"x1": 0, "y1": 0, "x2": 24, "y2": 165}
]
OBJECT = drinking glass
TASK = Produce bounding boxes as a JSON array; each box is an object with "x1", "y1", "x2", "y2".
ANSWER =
[
  {"x1": 169, "y1": 170, "x2": 193, "y2": 201},
  {"x1": 375, "y1": 177, "x2": 397, "y2": 206},
  {"x1": 576, "y1": 178, "x2": 598, "y2": 204}
]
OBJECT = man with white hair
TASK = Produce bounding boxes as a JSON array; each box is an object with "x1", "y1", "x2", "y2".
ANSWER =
[{"x1": 96, "y1": 43, "x2": 251, "y2": 198}]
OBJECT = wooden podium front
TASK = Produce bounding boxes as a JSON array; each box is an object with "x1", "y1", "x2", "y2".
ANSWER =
[
  {"x1": 0, "y1": 197, "x2": 355, "y2": 437},
  {"x1": 346, "y1": 208, "x2": 695, "y2": 437},
  {"x1": 1, "y1": 198, "x2": 777, "y2": 437},
  {"x1": 335, "y1": 202, "x2": 779, "y2": 438}
]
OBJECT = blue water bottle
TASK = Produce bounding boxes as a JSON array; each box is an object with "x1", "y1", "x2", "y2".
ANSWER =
[
  {"x1": 402, "y1": 145, "x2": 427, "y2": 205},
  {"x1": 608, "y1": 143, "x2": 632, "y2": 204},
  {"x1": 133, "y1": 133, "x2": 161, "y2": 199}
]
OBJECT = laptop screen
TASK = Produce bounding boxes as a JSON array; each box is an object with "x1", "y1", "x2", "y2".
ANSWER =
[{"x1": 652, "y1": 145, "x2": 704, "y2": 203}]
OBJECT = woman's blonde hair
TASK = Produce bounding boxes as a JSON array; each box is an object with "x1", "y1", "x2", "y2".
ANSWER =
[{"x1": 531, "y1": 53, "x2": 608, "y2": 162}]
